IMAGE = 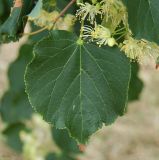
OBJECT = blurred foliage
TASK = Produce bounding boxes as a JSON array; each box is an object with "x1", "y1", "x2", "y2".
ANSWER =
[
  {"x1": 56, "y1": 0, "x2": 76, "y2": 13},
  {"x1": 43, "y1": 0, "x2": 56, "y2": 12},
  {"x1": 2, "y1": 123, "x2": 28, "y2": 153},
  {"x1": 0, "y1": 44, "x2": 33, "y2": 123},
  {"x1": 46, "y1": 153, "x2": 75, "y2": 160},
  {"x1": 0, "y1": 0, "x2": 12, "y2": 25},
  {"x1": 128, "y1": 62, "x2": 144, "y2": 101}
]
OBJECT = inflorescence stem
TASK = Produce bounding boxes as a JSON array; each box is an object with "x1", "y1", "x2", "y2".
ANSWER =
[
  {"x1": 23, "y1": 0, "x2": 77, "y2": 36},
  {"x1": 53, "y1": 0, "x2": 76, "y2": 24}
]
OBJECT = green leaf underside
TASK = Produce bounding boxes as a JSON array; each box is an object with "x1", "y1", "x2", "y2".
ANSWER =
[
  {"x1": 123, "y1": 0, "x2": 159, "y2": 43},
  {"x1": 25, "y1": 30, "x2": 131, "y2": 143}
]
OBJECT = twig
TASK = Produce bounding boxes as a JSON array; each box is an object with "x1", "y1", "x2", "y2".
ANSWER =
[
  {"x1": 53, "y1": 0, "x2": 76, "y2": 24},
  {"x1": 23, "y1": 26, "x2": 48, "y2": 36},
  {"x1": 23, "y1": 0, "x2": 77, "y2": 36}
]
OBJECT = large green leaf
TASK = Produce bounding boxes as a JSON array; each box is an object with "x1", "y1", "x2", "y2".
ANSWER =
[
  {"x1": 0, "y1": 44, "x2": 33, "y2": 123},
  {"x1": 25, "y1": 30, "x2": 131, "y2": 143},
  {"x1": 123, "y1": 0, "x2": 159, "y2": 43}
]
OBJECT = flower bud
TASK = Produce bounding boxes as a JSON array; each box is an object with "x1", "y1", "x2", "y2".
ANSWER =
[{"x1": 107, "y1": 38, "x2": 116, "y2": 47}]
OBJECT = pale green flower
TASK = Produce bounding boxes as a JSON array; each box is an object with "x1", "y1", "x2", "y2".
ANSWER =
[
  {"x1": 76, "y1": 2, "x2": 102, "y2": 24},
  {"x1": 101, "y1": 0, "x2": 128, "y2": 30},
  {"x1": 121, "y1": 37, "x2": 159, "y2": 62},
  {"x1": 120, "y1": 37, "x2": 144, "y2": 61},
  {"x1": 82, "y1": 24, "x2": 116, "y2": 47}
]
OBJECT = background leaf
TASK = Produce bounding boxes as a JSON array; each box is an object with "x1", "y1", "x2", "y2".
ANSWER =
[
  {"x1": 0, "y1": 0, "x2": 35, "y2": 43},
  {"x1": 0, "y1": 0, "x2": 12, "y2": 25},
  {"x1": 2, "y1": 123, "x2": 28, "y2": 153},
  {"x1": 0, "y1": 44, "x2": 33, "y2": 123},
  {"x1": 123, "y1": 0, "x2": 159, "y2": 43}
]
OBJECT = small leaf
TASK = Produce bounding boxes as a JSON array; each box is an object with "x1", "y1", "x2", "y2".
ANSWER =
[{"x1": 25, "y1": 30, "x2": 131, "y2": 143}]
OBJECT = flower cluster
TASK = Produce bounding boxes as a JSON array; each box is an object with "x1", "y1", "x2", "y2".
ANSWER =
[
  {"x1": 120, "y1": 37, "x2": 159, "y2": 62},
  {"x1": 82, "y1": 24, "x2": 116, "y2": 47},
  {"x1": 101, "y1": 0, "x2": 128, "y2": 30},
  {"x1": 76, "y1": 0, "x2": 159, "y2": 62},
  {"x1": 76, "y1": 2, "x2": 102, "y2": 24},
  {"x1": 76, "y1": 0, "x2": 127, "y2": 47},
  {"x1": 76, "y1": 0, "x2": 127, "y2": 26}
]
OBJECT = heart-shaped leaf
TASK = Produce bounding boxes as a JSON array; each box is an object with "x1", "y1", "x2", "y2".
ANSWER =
[{"x1": 25, "y1": 30, "x2": 131, "y2": 143}]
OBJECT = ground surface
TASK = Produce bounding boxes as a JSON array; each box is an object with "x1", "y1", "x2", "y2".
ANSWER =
[{"x1": 0, "y1": 41, "x2": 159, "y2": 160}]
